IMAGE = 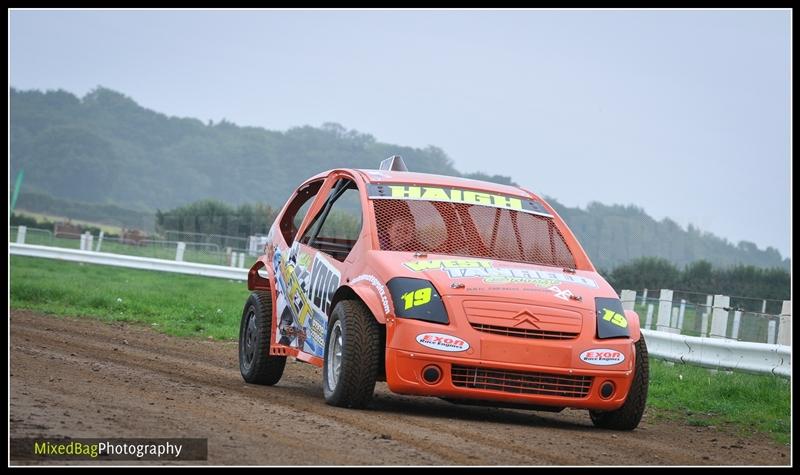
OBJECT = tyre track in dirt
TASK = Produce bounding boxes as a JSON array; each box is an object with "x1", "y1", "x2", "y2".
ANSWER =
[{"x1": 10, "y1": 310, "x2": 790, "y2": 465}]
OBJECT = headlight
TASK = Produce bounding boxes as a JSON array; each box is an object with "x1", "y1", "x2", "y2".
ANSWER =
[
  {"x1": 594, "y1": 297, "x2": 630, "y2": 339},
  {"x1": 386, "y1": 277, "x2": 448, "y2": 324}
]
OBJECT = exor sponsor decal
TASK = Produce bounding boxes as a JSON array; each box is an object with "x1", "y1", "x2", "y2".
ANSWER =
[
  {"x1": 415, "y1": 333, "x2": 470, "y2": 353},
  {"x1": 580, "y1": 349, "x2": 625, "y2": 366}
]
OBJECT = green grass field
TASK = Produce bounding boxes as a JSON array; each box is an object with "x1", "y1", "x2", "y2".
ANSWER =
[
  {"x1": 9, "y1": 255, "x2": 791, "y2": 444},
  {"x1": 10, "y1": 255, "x2": 250, "y2": 338}
]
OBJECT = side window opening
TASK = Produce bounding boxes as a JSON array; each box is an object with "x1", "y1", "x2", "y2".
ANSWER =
[
  {"x1": 299, "y1": 179, "x2": 363, "y2": 261},
  {"x1": 279, "y1": 180, "x2": 323, "y2": 245}
]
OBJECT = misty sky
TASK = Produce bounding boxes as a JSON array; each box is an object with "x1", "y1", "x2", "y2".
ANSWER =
[{"x1": 9, "y1": 9, "x2": 792, "y2": 258}]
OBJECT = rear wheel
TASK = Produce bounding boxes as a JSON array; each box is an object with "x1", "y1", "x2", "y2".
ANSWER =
[
  {"x1": 323, "y1": 300, "x2": 382, "y2": 408},
  {"x1": 239, "y1": 291, "x2": 286, "y2": 385},
  {"x1": 590, "y1": 335, "x2": 649, "y2": 430}
]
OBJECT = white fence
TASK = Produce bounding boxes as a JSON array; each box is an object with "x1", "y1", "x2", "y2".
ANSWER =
[
  {"x1": 10, "y1": 243, "x2": 791, "y2": 378},
  {"x1": 10, "y1": 243, "x2": 248, "y2": 281},
  {"x1": 11, "y1": 225, "x2": 250, "y2": 268},
  {"x1": 620, "y1": 288, "x2": 790, "y2": 347}
]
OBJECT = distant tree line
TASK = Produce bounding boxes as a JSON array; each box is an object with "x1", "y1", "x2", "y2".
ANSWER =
[
  {"x1": 604, "y1": 257, "x2": 790, "y2": 312},
  {"x1": 549, "y1": 200, "x2": 789, "y2": 271},
  {"x1": 155, "y1": 200, "x2": 278, "y2": 237}
]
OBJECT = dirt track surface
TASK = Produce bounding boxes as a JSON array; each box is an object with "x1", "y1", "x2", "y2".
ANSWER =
[{"x1": 10, "y1": 310, "x2": 790, "y2": 466}]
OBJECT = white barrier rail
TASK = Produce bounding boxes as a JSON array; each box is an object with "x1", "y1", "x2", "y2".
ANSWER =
[
  {"x1": 10, "y1": 243, "x2": 248, "y2": 281},
  {"x1": 11, "y1": 243, "x2": 790, "y2": 378},
  {"x1": 642, "y1": 329, "x2": 790, "y2": 378}
]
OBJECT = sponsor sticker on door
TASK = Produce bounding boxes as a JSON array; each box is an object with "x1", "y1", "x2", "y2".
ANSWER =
[
  {"x1": 416, "y1": 333, "x2": 470, "y2": 353},
  {"x1": 579, "y1": 349, "x2": 625, "y2": 366}
]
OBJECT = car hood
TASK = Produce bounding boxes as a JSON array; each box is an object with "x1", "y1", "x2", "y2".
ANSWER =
[{"x1": 367, "y1": 251, "x2": 617, "y2": 311}]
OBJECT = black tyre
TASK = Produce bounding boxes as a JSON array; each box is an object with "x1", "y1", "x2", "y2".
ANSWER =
[
  {"x1": 589, "y1": 334, "x2": 649, "y2": 430},
  {"x1": 323, "y1": 299, "x2": 382, "y2": 408},
  {"x1": 239, "y1": 291, "x2": 287, "y2": 385}
]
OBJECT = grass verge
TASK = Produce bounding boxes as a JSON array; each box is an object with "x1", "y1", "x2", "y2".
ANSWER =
[
  {"x1": 647, "y1": 359, "x2": 790, "y2": 444},
  {"x1": 10, "y1": 255, "x2": 249, "y2": 339}
]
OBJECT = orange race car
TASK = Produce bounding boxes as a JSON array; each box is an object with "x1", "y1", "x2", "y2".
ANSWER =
[{"x1": 239, "y1": 156, "x2": 648, "y2": 430}]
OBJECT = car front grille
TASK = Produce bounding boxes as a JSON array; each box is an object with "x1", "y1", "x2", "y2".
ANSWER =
[
  {"x1": 471, "y1": 323, "x2": 579, "y2": 340},
  {"x1": 461, "y1": 299, "x2": 583, "y2": 336},
  {"x1": 450, "y1": 365, "x2": 592, "y2": 398}
]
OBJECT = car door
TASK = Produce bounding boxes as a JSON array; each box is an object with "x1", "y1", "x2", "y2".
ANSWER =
[{"x1": 274, "y1": 175, "x2": 364, "y2": 357}]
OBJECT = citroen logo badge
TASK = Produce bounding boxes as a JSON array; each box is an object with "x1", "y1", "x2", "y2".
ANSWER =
[{"x1": 513, "y1": 310, "x2": 541, "y2": 328}]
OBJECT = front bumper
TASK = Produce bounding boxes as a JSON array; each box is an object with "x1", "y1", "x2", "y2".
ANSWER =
[
  {"x1": 385, "y1": 315, "x2": 636, "y2": 411},
  {"x1": 386, "y1": 348, "x2": 634, "y2": 411}
]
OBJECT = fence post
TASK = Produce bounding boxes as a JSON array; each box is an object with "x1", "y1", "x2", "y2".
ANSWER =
[
  {"x1": 767, "y1": 320, "x2": 777, "y2": 344},
  {"x1": 176, "y1": 242, "x2": 186, "y2": 262},
  {"x1": 700, "y1": 295, "x2": 713, "y2": 337},
  {"x1": 237, "y1": 252, "x2": 245, "y2": 268},
  {"x1": 86, "y1": 233, "x2": 93, "y2": 251},
  {"x1": 96, "y1": 230, "x2": 104, "y2": 252},
  {"x1": 762, "y1": 299, "x2": 768, "y2": 314},
  {"x1": 641, "y1": 288, "x2": 648, "y2": 306},
  {"x1": 778, "y1": 300, "x2": 791, "y2": 346},
  {"x1": 80, "y1": 233, "x2": 87, "y2": 250},
  {"x1": 656, "y1": 289, "x2": 673, "y2": 333},
  {"x1": 731, "y1": 310, "x2": 742, "y2": 340},
  {"x1": 677, "y1": 299, "x2": 686, "y2": 332},
  {"x1": 710, "y1": 295, "x2": 730, "y2": 339},
  {"x1": 16, "y1": 225, "x2": 27, "y2": 244},
  {"x1": 645, "y1": 304, "x2": 654, "y2": 330},
  {"x1": 620, "y1": 290, "x2": 636, "y2": 311},
  {"x1": 670, "y1": 307, "x2": 679, "y2": 333}
]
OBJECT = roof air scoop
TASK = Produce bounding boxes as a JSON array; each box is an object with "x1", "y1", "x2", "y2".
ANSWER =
[{"x1": 379, "y1": 155, "x2": 408, "y2": 172}]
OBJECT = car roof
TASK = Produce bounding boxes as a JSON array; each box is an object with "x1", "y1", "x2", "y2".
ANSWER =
[{"x1": 352, "y1": 169, "x2": 534, "y2": 198}]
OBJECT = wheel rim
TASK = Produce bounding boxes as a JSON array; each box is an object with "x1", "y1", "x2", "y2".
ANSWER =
[
  {"x1": 242, "y1": 307, "x2": 258, "y2": 369},
  {"x1": 326, "y1": 320, "x2": 343, "y2": 391}
]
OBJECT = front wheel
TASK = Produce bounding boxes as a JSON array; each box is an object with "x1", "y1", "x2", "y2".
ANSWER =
[
  {"x1": 239, "y1": 291, "x2": 287, "y2": 385},
  {"x1": 589, "y1": 335, "x2": 649, "y2": 430},
  {"x1": 323, "y1": 300, "x2": 382, "y2": 408}
]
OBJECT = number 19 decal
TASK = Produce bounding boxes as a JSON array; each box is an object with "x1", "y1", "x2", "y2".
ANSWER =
[
  {"x1": 402, "y1": 287, "x2": 432, "y2": 310},
  {"x1": 602, "y1": 308, "x2": 628, "y2": 328}
]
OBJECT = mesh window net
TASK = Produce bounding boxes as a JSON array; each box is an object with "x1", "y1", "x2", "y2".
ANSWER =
[{"x1": 373, "y1": 199, "x2": 576, "y2": 269}]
